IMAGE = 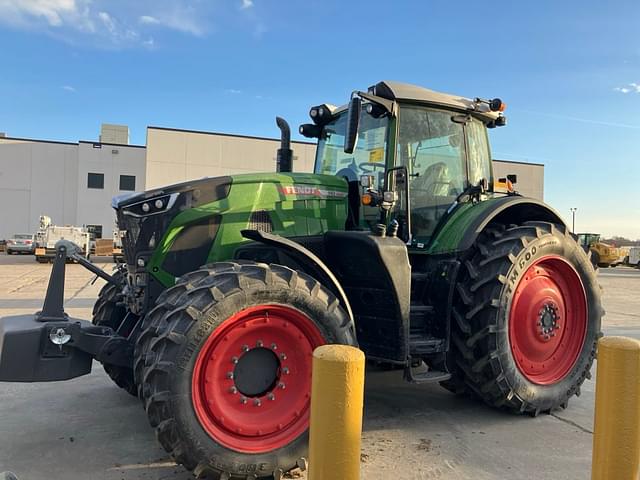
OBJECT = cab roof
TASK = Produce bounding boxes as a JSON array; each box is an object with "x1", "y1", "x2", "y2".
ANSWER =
[{"x1": 370, "y1": 80, "x2": 502, "y2": 121}]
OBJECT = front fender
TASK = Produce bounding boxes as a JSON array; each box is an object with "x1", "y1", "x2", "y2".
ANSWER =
[
  {"x1": 240, "y1": 229, "x2": 355, "y2": 324},
  {"x1": 428, "y1": 196, "x2": 566, "y2": 254}
]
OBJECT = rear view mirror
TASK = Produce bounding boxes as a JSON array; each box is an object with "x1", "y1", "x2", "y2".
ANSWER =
[{"x1": 344, "y1": 96, "x2": 361, "y2": 154}]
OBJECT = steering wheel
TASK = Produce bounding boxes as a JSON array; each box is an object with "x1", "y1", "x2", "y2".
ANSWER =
[{"x1": 358, "y1": 162, "x2": 386, "y2": 174}]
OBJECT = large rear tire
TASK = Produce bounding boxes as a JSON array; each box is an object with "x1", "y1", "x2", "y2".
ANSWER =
[
  {"x1": 92, "y1": 270, "x2": 138, "y2": 397},
  {"x1": 135, "y1": 262, "x2": 356, "y2": 479},
  {"x1": 445, "y1": 221, "x2": 602, "y2": 415}
]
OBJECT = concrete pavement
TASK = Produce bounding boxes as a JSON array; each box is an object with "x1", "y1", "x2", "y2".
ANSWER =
[{"x1": 0, "y1": 255, "x2": 638, "y2": 480}]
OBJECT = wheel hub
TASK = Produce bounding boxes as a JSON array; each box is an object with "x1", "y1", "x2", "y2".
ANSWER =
[
  {"x1": 191, "y1": 305, "x2": 325, "y2": 453},
  {"x1": 233, "y1": 346, "x2": 280, "y2": 398},
  {"x1": 537, "y1": 303, "x2": 560, "y2": 341},
  {"x1": 509, "y1": 256, "x2": 587, "y2": 385}
]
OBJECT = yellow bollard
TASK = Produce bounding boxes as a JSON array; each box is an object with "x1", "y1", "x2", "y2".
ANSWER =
[
  {"x1": 592, "y1": 336, "x2": 640, "y2": 480},
  {"x1": 308, "y1": 344, "x2": 365, "y2": 480}
]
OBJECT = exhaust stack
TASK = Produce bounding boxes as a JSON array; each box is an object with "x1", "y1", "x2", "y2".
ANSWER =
[{"x1": 276, "y1": 116, "x2": 293, "y2": 173}]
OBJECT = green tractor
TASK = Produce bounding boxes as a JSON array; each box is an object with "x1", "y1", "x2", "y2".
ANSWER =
[{"x1": 0, "y1": 81, "x2": 602, "y2": 479}]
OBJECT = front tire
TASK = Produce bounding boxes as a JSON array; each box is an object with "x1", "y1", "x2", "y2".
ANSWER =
[
  {"x1": 446, "y1": 221, "x2": 602, "y2": 415},
  {"x1": 92, "y1": 270, "x2": 138, "y2": 396},
  {"x1": 136, "y1": 262, "x2": 356, "y2": 479}
]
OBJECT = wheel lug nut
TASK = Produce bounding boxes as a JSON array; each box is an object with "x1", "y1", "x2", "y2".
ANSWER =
[
  {"x1": 550, "y1": 333, "x2": 555, "y2": 337},
  {"x1": 242, "y1": 344, "x2": 249, "y2": 352},
  {"x1": 231, "y1": 356, "x2": 239, "y2": 364},
  {"x1": 278, "y1": 382, "x2": 286, "y2": 390},
  {"x1": 271, "y1": 343, "x2": 278, "y2": 350},
  {"x1": 280, "y1": 353, "x2": 287, "y2": 360},
  {"x1": 229, "y1": 386, "x2": 238, "y2": 394},
  {"x1": 240, "y1": 396, "x2": 248, "y2": 404},
  {"x1": 254, "y1": 398, "x2": 262, "y2": 407},
  {"x1": 282, "y1": 367, "x2": 290, "y2": 375},
  {"x1": 267, "y1": 393, "x2": 275, "y2": 401},
  {"x1": 256, "y1": 340, "x2": 264, "y2": 347},
  {"x1": 226, "y1": 371, "x2": 234, "y2": 379},
  {"x1": 544, "y1": 335, "x2": 550, "y2": 340}
]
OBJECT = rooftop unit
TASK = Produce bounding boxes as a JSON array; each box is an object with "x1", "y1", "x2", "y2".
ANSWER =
[{"x1": 100, "y1": 124, "x2": 129, "y2": 145}]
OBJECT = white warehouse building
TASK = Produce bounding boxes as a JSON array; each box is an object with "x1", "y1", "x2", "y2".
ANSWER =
[{"x1": 0, "y1": 124, "x2": 543, "y2": 240}]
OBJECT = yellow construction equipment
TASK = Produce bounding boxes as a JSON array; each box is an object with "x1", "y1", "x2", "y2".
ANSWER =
[{"x1": 577, "y1": 233, "x2": 620, "y2": 268}]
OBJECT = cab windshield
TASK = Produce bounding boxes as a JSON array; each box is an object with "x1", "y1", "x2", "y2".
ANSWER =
[
  {"x1": 314, "y1": 107, "x2": 389, "y2": 191},
  {"x1": 397, "y1": 105, "x2": 492, "y2": 243}
]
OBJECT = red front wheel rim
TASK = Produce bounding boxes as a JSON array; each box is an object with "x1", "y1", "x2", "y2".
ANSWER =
[
  {"x1": 509, "y1": 256, "x2": 588, "y2": 385},
  {"x1": 191, "y1": 305, "x2": 325, "y2": 453}
]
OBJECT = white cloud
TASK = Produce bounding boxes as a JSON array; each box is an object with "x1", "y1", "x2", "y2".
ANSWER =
[
  {"x1": 0, "y1": 0, "x2": 95, "y2": 31},
  {"x1": 139, "y1": 15, "x2": 159, "y2": 24},
  {"x1": 137, "y1": 8, "x2": 206, "y2": 36},
  {"x1": 0, "y1": 0, "x2": 78, "y2": 26},
  {"x1": 156, "y1": 8, "x2": 206, "y2": 36},
  {"x1": 226, "y1": 89, "x2": 242, "y2": 94},
  {"x1": 62, "y1": 85, "x2": 76, "y2": 92},
  {"x1": 0, "y1": 1, "x2": 260, "y2": 47},
  {"x1": 98, "y1": 11, "x2": 115, "y2": 34},
  {"x1": 615, "y1": 83, "x2": 640, "y2": 94}
]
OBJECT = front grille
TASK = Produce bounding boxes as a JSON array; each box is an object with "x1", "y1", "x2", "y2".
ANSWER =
[
  {"x1": 118, "y1": 213, "x2": 141, "y2": 264},
  {"x1": 112, "y1": 176, "x2": 232, "y2": 275},
  {"x1": 248, "y1": 210, "x2": 273, "y2": 233}
]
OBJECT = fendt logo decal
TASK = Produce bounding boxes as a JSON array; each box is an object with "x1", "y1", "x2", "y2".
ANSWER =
[{"x1": 279, "y1": 185, "x2": 347, "y2": 199}]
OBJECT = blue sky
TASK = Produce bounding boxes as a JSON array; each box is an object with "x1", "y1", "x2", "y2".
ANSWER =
[{"x1": 1, "y1": 0, "x2": 639, "y2": 238}]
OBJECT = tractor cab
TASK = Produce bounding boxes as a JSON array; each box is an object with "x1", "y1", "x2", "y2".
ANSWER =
[{"x1": 303, "y1": 80, "x2": 506, "y2": 248}]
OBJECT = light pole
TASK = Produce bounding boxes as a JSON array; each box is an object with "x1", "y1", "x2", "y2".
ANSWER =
[{"x1": 570, "y1": 207, "x2": 577, "y2": 232}]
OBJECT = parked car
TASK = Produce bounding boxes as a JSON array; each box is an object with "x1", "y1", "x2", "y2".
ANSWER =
[{"x1": 6, "y1": 234, "x2": 36, "y2": 255}]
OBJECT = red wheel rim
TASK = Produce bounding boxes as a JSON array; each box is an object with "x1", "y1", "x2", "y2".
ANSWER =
[
  {"x1": 191, "y1": 305, "x2": 325, "y2": 453},
  {"x1": 509, "y1": 256, "x2": 587, "y2": 385}
]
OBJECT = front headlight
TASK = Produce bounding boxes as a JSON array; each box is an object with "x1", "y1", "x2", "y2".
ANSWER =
[{"x1": 122, "y1": 193, "x2": 178, "y2": 217}]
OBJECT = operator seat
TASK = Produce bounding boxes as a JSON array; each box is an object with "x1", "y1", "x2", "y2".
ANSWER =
[{"x1": 410, "y1": 162, "x2": 453, "y2": 235}]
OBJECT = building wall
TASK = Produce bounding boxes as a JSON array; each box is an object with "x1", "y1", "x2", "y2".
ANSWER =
[
  {"x1": 0, "y1": 138, "x2": 78, "y2": 239},
  {"x1": 0, "y1": 137, "x2": 145, "y2": 240},
  {"x1": 75, "y1": 141, "x2": 146, "y2": 237},
  {"x1": 145, "y1": 127, "x2": 316, "y2": 189},
  {"x1": 493, "y1": 159, "x2": 544, "y2": 200}
]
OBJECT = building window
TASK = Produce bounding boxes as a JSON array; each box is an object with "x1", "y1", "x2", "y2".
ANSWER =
[
  {"x1": 86, "y1": 224, "x2": 103, "y2": 240},
  {"x1": 119, "y1": 175, "x2": 136, "y2": 191},
  {"x1": 87, "y1": 172, "x2": 104, "y2": 189}
]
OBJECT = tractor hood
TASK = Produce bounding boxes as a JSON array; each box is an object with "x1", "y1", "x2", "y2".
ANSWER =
[
  {"x1": 112, "y1": 172, "x2": 349, "y2": 288},
  {"x1": 112, "y1": 172, "x2": 348, "y2": 211}
]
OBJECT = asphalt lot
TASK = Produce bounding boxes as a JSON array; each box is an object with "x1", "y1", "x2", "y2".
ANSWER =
[{"x1": 0, "y1": 254, "x2": 638, "y2": 480}]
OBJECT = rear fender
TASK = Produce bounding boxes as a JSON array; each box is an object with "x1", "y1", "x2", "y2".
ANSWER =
[{"x1": 429, "y1": 196, "x2": 566, "y2": 255}]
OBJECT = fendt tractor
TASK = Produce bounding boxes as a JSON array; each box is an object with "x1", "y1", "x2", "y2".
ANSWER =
[{"x1": 0, "y1": 81, "x2": 602, "y2": 479}]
